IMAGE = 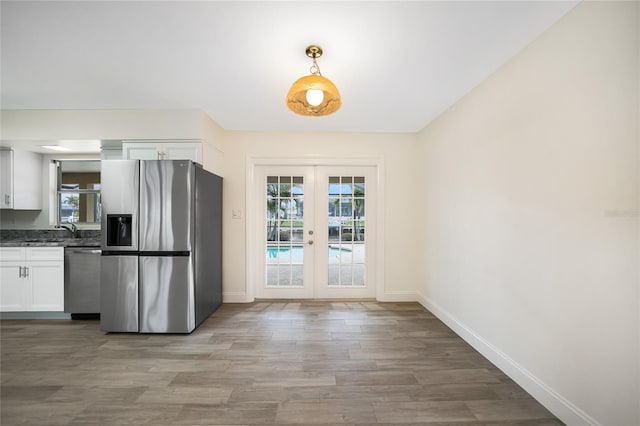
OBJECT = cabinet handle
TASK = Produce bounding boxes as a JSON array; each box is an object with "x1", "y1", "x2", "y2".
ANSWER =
[
  {"x1": 4, "y1": 194, "x2": 9, "y2": 205},
  {"x1": 24, "y1": 267, "x2": 29, "y2": 278},
  {"x1": 18, "y1": 266, "x2": 23, "y2": 278}
]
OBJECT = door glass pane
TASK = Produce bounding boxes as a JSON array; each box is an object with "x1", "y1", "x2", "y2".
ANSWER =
[
  {"x1": 327, "y1": 176, "x2": 366, "y2": 287},
  {"x1": 266, "y1": 176, "x2": 304, "y2": 287}
]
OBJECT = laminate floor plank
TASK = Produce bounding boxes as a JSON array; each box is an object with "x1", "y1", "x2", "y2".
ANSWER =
[
  {"x1": 1, "y1": 302, "x2": 562, "y2": 425},
  {"x1": 275, "y1": 400, "x2": 377, "y2": 424},
  {"x1": 373, "y1": 400, "x2": 477, "y2": 423}
]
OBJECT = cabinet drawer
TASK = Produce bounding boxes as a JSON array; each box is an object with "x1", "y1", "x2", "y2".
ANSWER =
[
  {"x1": 0, "y1": 247, "x2": 27, "y2": 261},
  {"x1": 27, "y1": 247, "x2": 64, "y2": 261}
]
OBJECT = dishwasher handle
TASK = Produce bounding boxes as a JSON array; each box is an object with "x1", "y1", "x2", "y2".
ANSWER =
[{"x1": 66, "y1": 248, "x2": 102, "y2": 254}]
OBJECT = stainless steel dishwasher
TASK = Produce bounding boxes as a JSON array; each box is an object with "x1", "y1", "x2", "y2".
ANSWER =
[{"x1": 64, "y1": 247, "x2": 101, "y2": 318}]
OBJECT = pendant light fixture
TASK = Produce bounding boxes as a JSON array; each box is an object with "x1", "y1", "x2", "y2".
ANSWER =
[{"x1": 286, "y1": 45, "x2": 341, "y2": 116}]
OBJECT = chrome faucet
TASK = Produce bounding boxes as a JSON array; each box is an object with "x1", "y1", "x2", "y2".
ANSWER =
[{"x1": 57, "y1": 223, "x2": 78, "y2": 238}]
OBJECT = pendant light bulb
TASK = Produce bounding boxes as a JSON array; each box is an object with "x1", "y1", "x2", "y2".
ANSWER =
[{"x1": 306, "y1": 89, "x2": 324, "y2": 107}]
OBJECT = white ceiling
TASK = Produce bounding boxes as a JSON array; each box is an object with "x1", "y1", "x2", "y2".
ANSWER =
[{"x1": 1, "y1": 1, "x2": 579, "y2": 134}]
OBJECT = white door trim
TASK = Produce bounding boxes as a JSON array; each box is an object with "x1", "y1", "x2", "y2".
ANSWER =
[{"x1": 245, "y1": 155, "x2": 385, "y2": 302}]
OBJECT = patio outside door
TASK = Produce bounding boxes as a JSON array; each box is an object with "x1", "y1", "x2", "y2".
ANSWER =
[{"x1": 254, "y1": 165, "x2": 377, "y2": 299}]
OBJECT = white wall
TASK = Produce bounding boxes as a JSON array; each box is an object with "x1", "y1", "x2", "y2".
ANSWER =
[
  {"x1": 417, "y1": 2, "x2": 639, "y2": 425},
  {"x1": 0, "y1": 109, "x2": 204, "y2": 140},
  {"x1": 221, "y1": 131, "x2": 419, "y2": 302},
  {"x1": 200, "y1": 112, "x2": 225, "y2": 177}
]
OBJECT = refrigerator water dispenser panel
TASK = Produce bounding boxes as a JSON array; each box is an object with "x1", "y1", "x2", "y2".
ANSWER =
[{"x1": 107, "y1": 214, "x2": 133, "y2": 246}]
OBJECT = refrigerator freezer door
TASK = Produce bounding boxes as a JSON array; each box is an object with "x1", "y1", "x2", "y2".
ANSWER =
[
  {"x1": 139, "y1": 160, "x2": 194, "y2": 252},
  {"x1": 101, "y1": 160, "x2": 139, "y2": 252},
  {"x1": 139, "y1": 255, "x2": 195, "y2": 333},
  {"x1": 100, "y1": 255, "x2": 138, "y2": 332}
]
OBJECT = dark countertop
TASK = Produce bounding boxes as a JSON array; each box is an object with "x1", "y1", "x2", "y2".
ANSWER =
[
  {"x1": 0, "y1": 229, "x2": 101, "y2": 248},
  {"x1": 0, "y1": 238, "x2": 101, "y2": 248}
]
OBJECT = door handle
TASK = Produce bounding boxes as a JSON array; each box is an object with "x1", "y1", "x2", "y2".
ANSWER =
[{"x1": 307, "y1": 240, "x2": 314, "y2": 245}]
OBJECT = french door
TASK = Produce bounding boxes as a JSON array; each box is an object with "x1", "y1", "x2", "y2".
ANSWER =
[{"x1": 254, "y1": 165, "x2": 377, "y2": 299}]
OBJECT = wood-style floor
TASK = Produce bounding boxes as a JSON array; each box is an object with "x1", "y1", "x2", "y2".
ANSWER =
[{"x1": 1, "y1": 302, "x2": 562, "y2": 425}]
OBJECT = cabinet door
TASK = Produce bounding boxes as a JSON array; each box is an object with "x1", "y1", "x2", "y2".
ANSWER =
[
  {"x1": 13, "y1": 149, "x2": 42, "y2": 210},
  {"x1": 0, "y1": 149, "x2": 13, "y2": 208},
  {"x1": 123, "y1": 143, "x2": 160, "y2": 160},
  {"x1": 163, "y1": 143, "x2": 202, "y2": 163},
  {"x1": 123, "y1": 141, "x2": 202, "y2": 163},
  {"x1": 27, "y1": 247, "x2": 63, "y2": 262},
  {"x1": 101, "y1": 147, "x2": 123, "y2": 160},
  {"x1": 28, "y1": 262, "x2": 64, "y2": 312},
  {"x1": 0, "y1": 262, "x2": 27, "y2": 311},
  {"x1": 0, "y1": 247, "x2": 26, "y2": 262}
]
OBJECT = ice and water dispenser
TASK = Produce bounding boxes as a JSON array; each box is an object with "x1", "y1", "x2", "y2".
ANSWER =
[{"x1": 106, "y1": 214, "x2": 133, "y2": 246}]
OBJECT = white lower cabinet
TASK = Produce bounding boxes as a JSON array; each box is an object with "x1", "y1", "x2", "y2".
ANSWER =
[
  {"x1": 0, "y1": 261, "x2": 25, "y2": 311},
  {"x1": 0, "y1": 247, "x2": 64, "y2": 312}
]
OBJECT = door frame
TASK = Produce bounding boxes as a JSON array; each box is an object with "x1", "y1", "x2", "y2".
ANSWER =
[{"x1": 246, "y1": 155, "x2": 385, "y2": 302}]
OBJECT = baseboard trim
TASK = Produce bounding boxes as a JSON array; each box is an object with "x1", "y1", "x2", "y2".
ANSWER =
[
  {"x1": 377, "y1": 291, "x2": 418, "y2": 302},
  {"x1": 0, "y1": 312, "x2": 71, "y2": 320},
  {"x1": 222, "y1": 292, "x2": 250, "y2": 303},
  {"x1": 224, "y1": 290, "x2": 419, "y2": 303},
  {"x1": 416, "y1": 291, "x2": 601, "y2": 426}
]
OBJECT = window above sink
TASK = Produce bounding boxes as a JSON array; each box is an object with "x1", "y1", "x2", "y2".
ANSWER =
[{"x1": 54, "y1": 160, "x2": 101, "y2": 227}]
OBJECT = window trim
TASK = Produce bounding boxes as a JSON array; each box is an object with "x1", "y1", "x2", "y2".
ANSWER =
[{"x1": 53, "y1": 160, "x2": 101, "y2": 226}]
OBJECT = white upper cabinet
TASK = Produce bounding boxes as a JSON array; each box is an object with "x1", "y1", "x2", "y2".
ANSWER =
[
  {"x1": 100, "y1": 147, "x2": 123, "y2": 160},
  {"x1": 0, "y1": 148, "x2": 42, "y2": 210},
  {"x1": 0, "y1": 149, "x2": 12, "y2": 208},
  {"x1": 122, "y1": 141, "x2": 202, "y2": 164}
]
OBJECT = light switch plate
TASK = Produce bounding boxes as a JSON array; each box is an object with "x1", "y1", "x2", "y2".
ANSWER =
[{"x1": 232, "y1": 209, "x2": 243, "y2": 219}]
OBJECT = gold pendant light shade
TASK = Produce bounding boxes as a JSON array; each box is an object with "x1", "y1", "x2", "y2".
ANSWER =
[
  {"x1": 286, "y1": 45, "x2": 341, "y2": 117},
  {"x1": 286, "y1": 74, "x2": 341, "y2": 116}
]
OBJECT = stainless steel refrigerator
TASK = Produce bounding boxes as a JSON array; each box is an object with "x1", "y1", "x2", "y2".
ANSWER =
[{"x1": 100, "y1": 160, "x2": 222, "y2": 333}]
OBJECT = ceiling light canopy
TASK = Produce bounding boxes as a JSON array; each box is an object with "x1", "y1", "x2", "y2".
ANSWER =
[{"x1": 286, "y1": 45, "x2": 341, "y2": 117}]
